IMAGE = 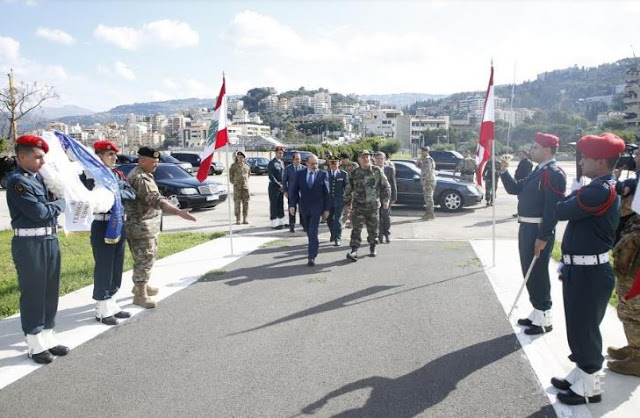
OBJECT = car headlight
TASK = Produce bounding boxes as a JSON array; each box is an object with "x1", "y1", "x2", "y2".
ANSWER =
[
  {"x1": 466, "y1": 184, "x2": 480, "y2": 194},
  {"x1": 179, "y1": 188, "x2": 198, "y2": 195}
]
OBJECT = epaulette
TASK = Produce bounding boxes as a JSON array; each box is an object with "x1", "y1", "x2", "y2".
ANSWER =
[
  {"x1": 540, "y1": 165, "x2": 566, "y2": 196},
  {"x1": 576, "y1": 180, "x2": 616, "y2": 216}
]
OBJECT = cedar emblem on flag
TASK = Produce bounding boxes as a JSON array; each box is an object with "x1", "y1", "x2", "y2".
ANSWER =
[
  {"x1": 197, "y1": 75, "x2": 229, "y2": 182},
  {"x1": 476, "y1": 65, "x2": 495, "y2": 187}
]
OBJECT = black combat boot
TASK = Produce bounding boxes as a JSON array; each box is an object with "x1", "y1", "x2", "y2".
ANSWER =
[
  {"x1": 370, "y1": 244, "x2": 377, "y2": 257},
  {"x1": 346, "y1": 246, "x2": 358, "y2": 262}
]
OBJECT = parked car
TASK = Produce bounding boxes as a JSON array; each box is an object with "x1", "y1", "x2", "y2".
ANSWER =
[
  {"x1": 245, "y1": 157, "x2": 269, "y2": 175},
  {"x1": 429, "y1": 150, "x2": 464, "y2": 171},
  {"x1": 171, "y1": 151, "x2": 224, "y2": 175},
  {"x1": 117, "y1": 154, "x2": 193, "y2": 174},
  {"x1": 118, "y1": 163, "x2": 227, "y2": 210},
  {"x1": 392, "y1": 160, "x2": 483, "y2": 212},
  {"x1": 281, "y1": 150, "x2": 325, "y2": 167}
]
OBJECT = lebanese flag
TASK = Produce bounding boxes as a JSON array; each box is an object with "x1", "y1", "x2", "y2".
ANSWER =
[
  {"x1": 624, "y1": 269, "x2": 640, "y2": 301},
  {"x1": 197, "y1": 75, "x2": 229, "y2": 182},
  {"x1": 475, "y1": 66, "x2": 495, "y2": 187}
]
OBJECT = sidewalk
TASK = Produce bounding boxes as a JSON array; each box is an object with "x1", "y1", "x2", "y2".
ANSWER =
[
  {"x1": 0, "y1": 236, "x2": 272, "y2": 390},
  {"x1": 472, "y1": 239, "x2": 639, "y2": 418}
]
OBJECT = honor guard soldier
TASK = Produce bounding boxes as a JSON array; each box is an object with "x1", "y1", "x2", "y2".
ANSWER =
[
  {"x1": 7, "y1": 135, "x2": 69, "y2": 364},
  {"x1": 125, "y1": 146, "x2": 196, "y2": 308},
  {"x1": 229, "y1": 151, "x2": 251, "y2": 225},
  {"x1": 551, "y1": 133, "x2": 626, "y2": 405},
  {"x1": 267, "y1": 146, "x2": 286, "y2": 229},
  {"x1": 82, "y1": 140, "x2": 136, "y2": 325},
  {"x1": 344, "y1": 150, "x2": 391, "y2": 260},
  {"x1": 327, "y1": 157, "x2": 348, "y2": 246},
  {"x1": 500, "y1": 132, "x2": 566, "y2": 335}
]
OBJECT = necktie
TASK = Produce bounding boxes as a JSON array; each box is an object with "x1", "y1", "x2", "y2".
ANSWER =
[{"x1": 308, "y1": 172, "x2": 314, "y2": 188}]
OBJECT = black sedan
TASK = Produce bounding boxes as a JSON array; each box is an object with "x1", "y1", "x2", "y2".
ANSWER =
[
  {"x1": 392, "y1": 160, "x2": 483, "y2": 212},
  {"x1": 118, "y1": 163, "x2": 227, "y2": 210},
  {"x1": 245, "y1": 157, "x2": 269, "y2": 175},
  {"x1": 117, "y1": 154, "x2": 193, "y2": 174}
]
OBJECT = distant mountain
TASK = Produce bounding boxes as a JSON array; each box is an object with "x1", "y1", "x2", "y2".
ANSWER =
[
  {"x1": 358, "y1": 93, "x2": 446, "y2": 108},
  {"x1": 41, "y1": 105, "x2": 95, "y2": 119}
]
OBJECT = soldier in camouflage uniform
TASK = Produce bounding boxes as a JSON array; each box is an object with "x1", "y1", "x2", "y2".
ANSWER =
[
  {"x1": 454, "y1": 150, "x2": 477, "y2": 183},
  {"x1": 229, "y1": 151, "x2": 250, "y2": 225},
  {"x1": 125, "y1": 147, "x2": 196, "y2": 308},
  {"x1": 344, "y1": 149, "x2": 391, "y2": 261},
  {"x1": 608, "y1": 149, "x2": 640, "y2": 377},
  {"x1": 416, "y1": 146, "x2": 436, "y2": 220},
  {"x1": 339, "y1": 152, "x2": 359, "y2": 228}
]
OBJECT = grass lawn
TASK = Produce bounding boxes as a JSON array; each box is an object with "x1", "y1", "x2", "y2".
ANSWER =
[
  {"x1": 0, "y1": 230, "x2": 224, "y2": 319},
  {"x1": 552, "y1": 241, "x2": 618, "y2": 308}
]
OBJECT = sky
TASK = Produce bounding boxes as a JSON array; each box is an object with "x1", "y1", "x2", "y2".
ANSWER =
[{"x1": 1, "y1": 0, "x2": 639, "y2": 112}]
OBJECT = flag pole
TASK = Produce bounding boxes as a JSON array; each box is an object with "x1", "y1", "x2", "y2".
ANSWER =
[
  {"x1": 225, "y1": 145, "x2": 233, "y2": 255},
  {"x1": 491, "y1": 134, "x2": 496, "y2": 267}
]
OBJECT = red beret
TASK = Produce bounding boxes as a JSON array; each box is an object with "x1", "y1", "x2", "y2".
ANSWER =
[
  {"x1": 16, "y1": 135, "x2": 49, "y2": 153},
  {"x1": 93, "y1": 140, "x2": 120, "y2": 153},
  {"x1": 534, "y1": 132, "x2": 560, "y2": 148},
  {"x1": 578, "y1": 132, "x2": 626, "y2": 159}
]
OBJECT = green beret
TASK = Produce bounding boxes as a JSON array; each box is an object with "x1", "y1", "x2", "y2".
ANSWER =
[{"x1": 138, "y1": 146, "x2": 160, "y2": 159}]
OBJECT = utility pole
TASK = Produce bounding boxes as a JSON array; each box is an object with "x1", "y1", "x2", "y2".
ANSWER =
[{"x1": 7, "y1": 69, "x2": 18, "y2": 142}]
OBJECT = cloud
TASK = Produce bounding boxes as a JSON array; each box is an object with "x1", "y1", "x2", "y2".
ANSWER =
[
  {"x1": 35, "y1": 27, "x2": 76, "y2": 45},
  {"x1": 93, "y1": 19, "x2": 199, "y2": 50},
  {"x1": 0, "y1": 36, "x2": 20, "y2": 60},
  {"x1": 0, "y1": 35, "x2": 68, "y2": 84},
  {"x1": 162, "y1": 77, "x2": 210, "y2": 98},
  {"x1": 3, "y1": 0, "x2": 37, "y2": 6},
  {"x1": 97, "y1": 61, "x2": 136, "y2": 81}
]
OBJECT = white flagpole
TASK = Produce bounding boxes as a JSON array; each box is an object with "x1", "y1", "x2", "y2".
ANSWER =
[
  {"x1": 491, "y1": 138, "x2": 496, "y2": 267},
  {"x1": 225, "y1": 145, "x2": 233, "y2": 255}
]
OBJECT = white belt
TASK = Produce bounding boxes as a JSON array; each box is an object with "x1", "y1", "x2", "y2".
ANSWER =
[
  {"x1": 14, "y1": 226, "x2": 55, "y2": 237},
  {"x1": 94, "y1": 214, "x2": 110, "y2": 221},
  {"x1": 562, "y1": 253, "x2": 610, "y2": 266},
  {"x1": 518, "y1": 216, "x2": 542, "y2": 224}
]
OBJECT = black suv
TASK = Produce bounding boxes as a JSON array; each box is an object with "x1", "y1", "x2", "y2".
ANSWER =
[
  {"x1": 429, "y1": 150, "x2": 464, "y2": 171},
  {"x1": 171, "y1": 151, "x2": 224, "y2": 175}
]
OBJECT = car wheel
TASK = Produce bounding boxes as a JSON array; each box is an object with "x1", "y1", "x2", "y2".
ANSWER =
[{"x1": 439, "y1": 190, "x2": 463, "y2": 212}]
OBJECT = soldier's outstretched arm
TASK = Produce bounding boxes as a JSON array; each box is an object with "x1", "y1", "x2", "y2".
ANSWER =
[{"x1": 160, "y1": 200, "x2": 197, "y2": 221}]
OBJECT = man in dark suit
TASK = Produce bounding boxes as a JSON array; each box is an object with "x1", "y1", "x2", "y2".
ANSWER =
[
  {"x1": 327, "y1": 157, "x2": 348, "y2": 246},
  {"x1": 283, "y1": 152, "x2": 306, "y2": 232},
  {"x1": 289, "y1": 154, "x2": 330, "y2": 266},
  {"x1": 374, "y1": 151, "x2": 397, "y2": 243},
  {"x1": 267, "y1": 146, "x2": 286, "y2": 229}
]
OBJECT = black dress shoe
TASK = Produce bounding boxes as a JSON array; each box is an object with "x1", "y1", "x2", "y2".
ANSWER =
[
  {"x1": 96, "y1": 316, "x2": 118, "y2": 326},
  {"x1": 290, "y1": 228, "x2": 295, "y2": 233},
  {"x1": 49, "y1": 345, "x2": 70, "y2": 356},
  {"x1": 334, "y1": 239, "x2": 341, "y2": 247},
  {"x1": 525, "y1": 325, "x2": 552, "y2": 335},
  {"x1": 370, "y1": 245, "x2": 377, "y2": 257},
  {"x1": 551, "y1": 377, "x2": 571, "y2": 391},
  {"x1": 114, "y1": 310, "x2": 131, "y2": 319},
  {"x1": 517, "y1": 318, "x2": 533, "y2": 326},
  {"x1": 307, "y1": 259, "x2": 315, "y2": 267},
  {"x1": 557, "y1": 389, "x2": 601, "y2": 405},
  {"x1": 275, "y1": 225, "x2": 283, "y2": 230},
  {"x1": 30, "y1": 351, "x2": 54, "y2": 364},
  {"x1": 385, "y1": 235, "x2": 390, "y2": 244}
]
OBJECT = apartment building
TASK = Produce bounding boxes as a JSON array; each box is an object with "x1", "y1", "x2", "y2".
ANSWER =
[{"x1": 396, "y1": 115, "x2": 450, "y2": 149}]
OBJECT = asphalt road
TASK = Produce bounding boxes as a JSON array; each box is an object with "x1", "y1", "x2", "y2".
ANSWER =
[{"x1": 0, "y1": 239, "x2": 554, "y2": 417}]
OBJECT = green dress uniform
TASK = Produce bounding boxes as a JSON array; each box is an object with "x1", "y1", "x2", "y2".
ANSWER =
[{"x1": 7, "y1": 166, "x2": 65, "y2": 355}]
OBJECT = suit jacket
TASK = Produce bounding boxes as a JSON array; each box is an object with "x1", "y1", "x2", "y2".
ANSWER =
[
  {"x1": 382, "y1": 165, "x2": 397, "y2": 203},
  {"x1": 515, "y1": 158, "x2": 533, "y2": 181},
  {"x1": 283, "y1": 163, "x2": 306, "y2": 195},
  {"x1": 328, "y1": 169, "x2": 348, "y2": 206},
  {"x1": 290, "y1": 169, "x2": 330, "y2": 216}
]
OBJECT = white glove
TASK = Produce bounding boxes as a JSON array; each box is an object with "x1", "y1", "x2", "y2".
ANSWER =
[{"x1": 571, "y1": 177, "x2": 585, "y2": 192}]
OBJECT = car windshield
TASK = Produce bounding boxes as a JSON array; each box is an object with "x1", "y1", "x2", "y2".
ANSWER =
[
  {"x1": 162, "y1": 155, "x2": 182, "y2": 164},
  {"x1": 154, "y1": 165, "x2": 191, "y2": 180},
  {"x1": 255, "y1": 158, "x2": 269, "y2": 164}
]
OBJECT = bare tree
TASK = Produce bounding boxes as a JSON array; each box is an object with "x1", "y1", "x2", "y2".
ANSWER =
[{"x1": 0, "y1": 70, "x2": 58, "y2": 144}]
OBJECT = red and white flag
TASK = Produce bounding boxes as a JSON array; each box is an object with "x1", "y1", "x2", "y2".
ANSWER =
[
  {"x1": 476, "y1": 66, "x2": 495, "y2": 186},
  {"x1": 197, "y1": 75, "x2": 229, "y2": 182}
]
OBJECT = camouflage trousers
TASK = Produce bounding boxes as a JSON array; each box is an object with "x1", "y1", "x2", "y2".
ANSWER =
[
  {"x1": 461, "y1": 174, "x2": 474, "y2": 183},
  {"x1": 349, "y1": 207, "x2": 379, "y2": 248},
  {"x1": 422, "y1": 180, "x2": 435, "y2": 219},
  {"x1": 233, "y1": 188, "x2": 249, "y2": 220},
  {"x1": 127, "y1": 236, "x2": 158, "y2": 284},
  {"x1": 617, "y1": 272, "x2": 640, "y2": 349}
]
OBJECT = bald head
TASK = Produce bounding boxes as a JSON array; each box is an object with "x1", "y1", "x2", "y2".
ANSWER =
[{"x1": 306, "y1": 154, "x2": 318, "y2": 172}]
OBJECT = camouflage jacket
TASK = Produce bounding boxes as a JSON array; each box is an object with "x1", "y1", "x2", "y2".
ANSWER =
[
  {"x1": 339, "y1": 161, "x2": 359, "y2": 175},
  {"x1": 456, "y1": 157, "x2": 477, "y2": 175},
  {"x1": 345, "y1": 165, "x2": 391, "y2": 211},
  {"x1": 614, "y1": 213, "x2": 640, "y2": 278},
  {"x1": 416, "y1": 155, "x2": 436, "y2": 182},
  {"x1": 124, "y1": 166, "x2": 167, "y2": 239},
  {"x1": 229, "y1": 162, "x2": 250, "y2": 190}
]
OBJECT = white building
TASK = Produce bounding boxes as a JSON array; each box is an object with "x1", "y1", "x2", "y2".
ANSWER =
[
  {"x1": 291, "y1": 95, "x2": 312, "y2": 108},
  {"x1": 260, "y1": 95, "x2": 279, "y2": 113},
  {"x1": 227, "y1": 123, "x2": 271, "y2": 142},
  {"x1": 68, "y1": 123, "x2": 87, "y2": 143},
  {"x1": 277, "y1": 98, "x2": 290, "y2": 113},
  {"x1": 459, "y1": 96, "x2": 508, "y2": 121},
  {"x1": 313, "y1": 92, "x2": 332, "y2": 114},
  {"x1": 151, "y1": 113, "x2": 168, "y2": 133},
  {"x1": 47, "y1": 121, "x2": 68, "y2": 134},
  {"x1": 362, "y1": 109, "x2": 403, "y2": 138},
  {"x1": 167, "y1": 114, "x2": 189, "y2": 134},
  {"x1": 181, "y1": 124, "x2": 208, "y2": 148},
  {"x1": 396, "y1": 115, "x2": 450, "y2": 149}
]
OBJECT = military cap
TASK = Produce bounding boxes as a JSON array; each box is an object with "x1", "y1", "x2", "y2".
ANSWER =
[
  {"x1": 236, "y1": 151, "x2": 246, "y2": 158},
  {"x1": 16, "y1": 134, "x2": 49, "y2": 153},
  {"x1": 94, "y1": 140, "x2": 120, "y2": 153},
  {"x1": 340, "y1": 152, "x2": 351, "y2": 159},
  {"x1": 578, "y1": 132, "x2": 626, "y2": 159},
  {"x1": 420, "y1": 145, "x2": 430, "y2": 152},
  {"x1": 138, "y1": 146, "x2": 160, "y2": 158},
  {"x1": 359, "y1": 149, "x2": 371, "y2": 156},
  {"x1": 534, "y1": 132, "x2": 560, "y2": 148},
  {"x1": 327, "y1": 156, "x2": 339, "y2": 163}
]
